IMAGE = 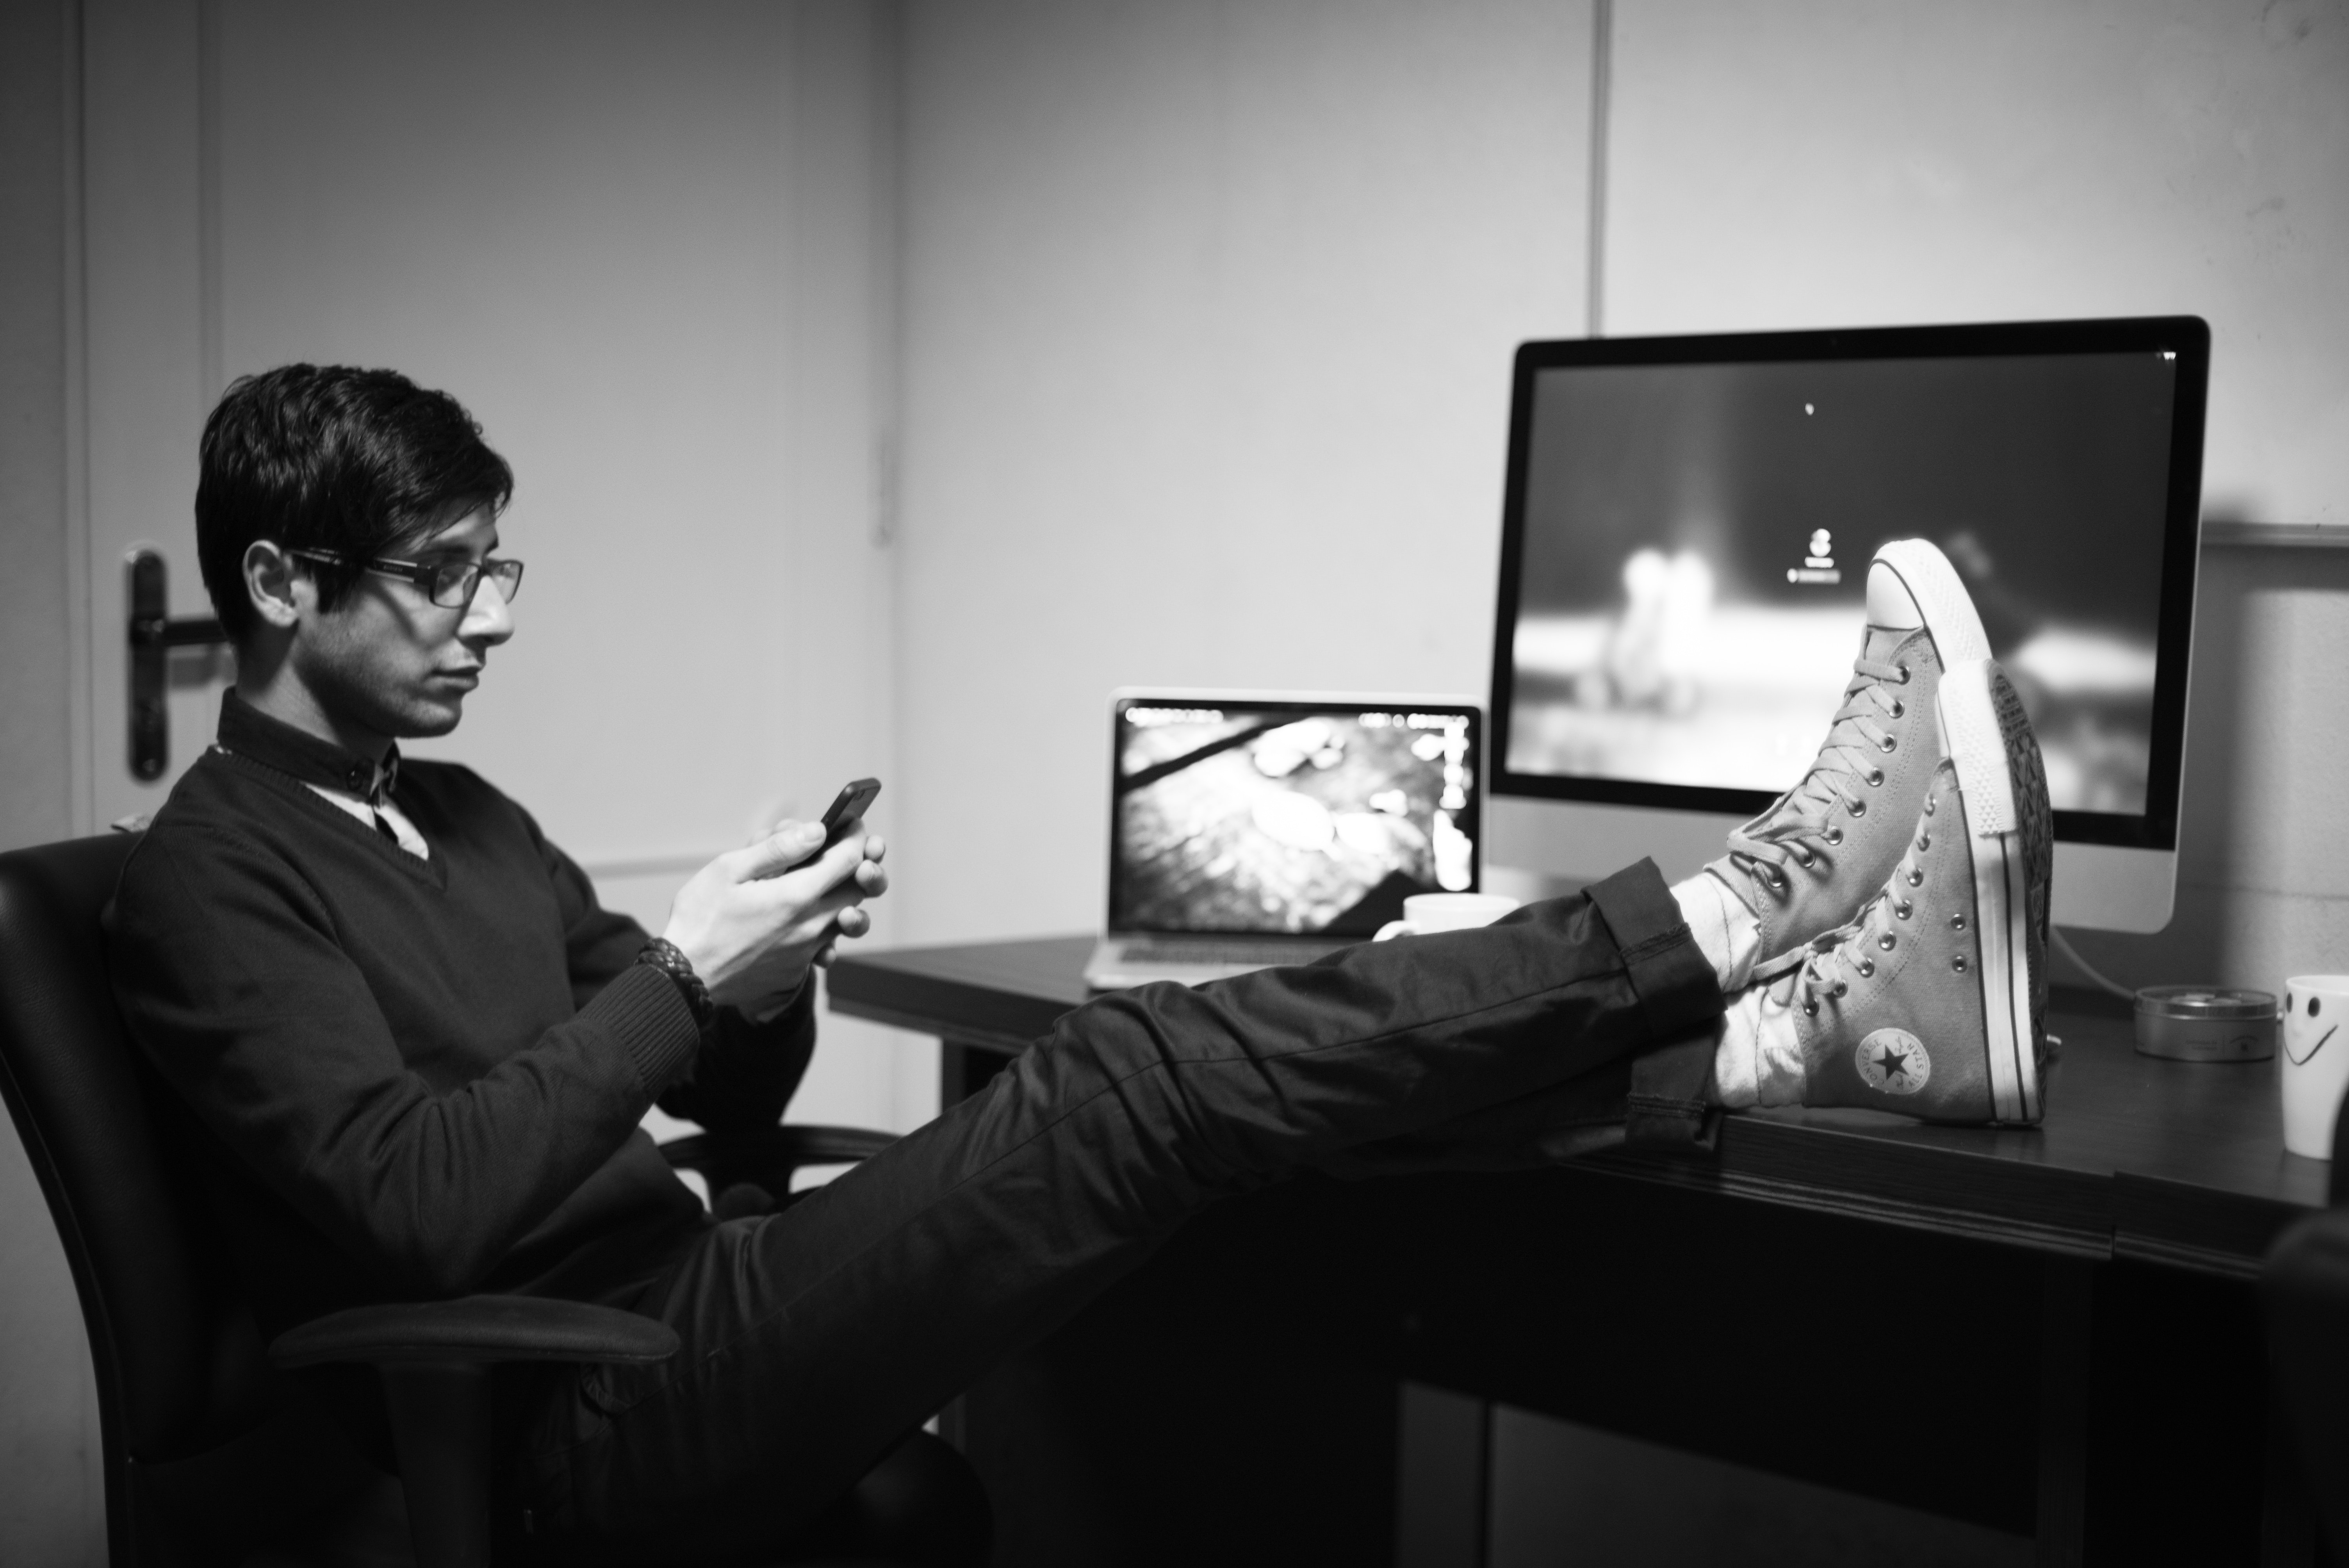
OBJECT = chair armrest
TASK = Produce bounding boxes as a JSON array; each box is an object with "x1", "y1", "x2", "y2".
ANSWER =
[
  {"x1": 267, "y1": 1295, "x2": 678, "y2": 1370},
  {"x1": 267, "y1": 1298, "x2": 673, "y2": 1568},
  {"x1": 658, "y1": 1122, "x2": 898, "y2": 1181}
]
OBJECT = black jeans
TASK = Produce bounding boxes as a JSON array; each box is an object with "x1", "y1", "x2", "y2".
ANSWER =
[{"x1": 513, "y1": 860, "x2": 1720, "y2": 1564}]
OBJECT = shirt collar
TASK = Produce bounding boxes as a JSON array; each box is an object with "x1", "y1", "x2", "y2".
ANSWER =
[{"x1": 216, "y1": 689, "x2": 402, "y2": 804}]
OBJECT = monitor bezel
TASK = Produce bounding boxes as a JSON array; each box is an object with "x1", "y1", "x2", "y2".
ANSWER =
[
  {"x1": 1486, "y1": 315, "x2": 2210, "y2": 853},
  {"x1": 1104, "y1": 690, "x2": 1485, "y2": 935}
]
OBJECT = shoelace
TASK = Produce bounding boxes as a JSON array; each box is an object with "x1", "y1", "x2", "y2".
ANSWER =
[
  {"x1": 1723, "y1": 654, "x2": 1912, "y2": 892},
  {"x1": 1757, "y1": 812, "x2": 1941, "y2": 1017}
]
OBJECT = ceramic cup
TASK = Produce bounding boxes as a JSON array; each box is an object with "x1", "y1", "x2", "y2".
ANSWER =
[
  {"x1": 1374, "y1": 892, "x2": 1522, "y2": 941},
  {"x1": 2281, "y1": 975, "x2": 2349, "y2": 1160}
]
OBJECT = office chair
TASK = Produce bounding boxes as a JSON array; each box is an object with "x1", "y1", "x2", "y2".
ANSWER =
[
  {"x1": 0, "y1": 832, "x2": 988, "y2": 1568},
  {"x1": 2259, "y1": 1113, "x2": 2349, "y2": 1560}
]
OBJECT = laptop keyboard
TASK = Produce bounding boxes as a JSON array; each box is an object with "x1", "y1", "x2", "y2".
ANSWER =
[{"x1": 1115, "y1": 939, "x2": 1339, "y2": 966}]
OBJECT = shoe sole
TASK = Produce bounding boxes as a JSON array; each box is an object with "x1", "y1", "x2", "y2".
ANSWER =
[
  {"x1": 1936, "y1": 659, "x2": 2042, "y2": 1123},
  {"x1": 1872, "y1": 540, "x2": 1993, "y2": 673}
]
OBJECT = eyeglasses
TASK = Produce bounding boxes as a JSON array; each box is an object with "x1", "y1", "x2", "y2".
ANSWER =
[{"x1": 288, "y1": 548, "x2": 525, "y2": 609}]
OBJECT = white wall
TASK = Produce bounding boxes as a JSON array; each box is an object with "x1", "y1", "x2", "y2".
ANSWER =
[
  {"x1": 891, "y1": 0, "x2": 2349, "y2": 993},
  {"x1": 188, "y1": 0, "x2": 930, "y2": 1122},
  {"x1": 1594, "y1": 0, "x2": 2349, "y2": 990},
  {"x1": 199, "y1": 0, "x2": 932, "y2": 1121},
  {"x1": 2080, "y1": 540, "x2": 2349, "y2": 993},
  {"x1": 1607, "y1": 0, "x2": 2349, "y2": 526},
  {"x1": 211, "y1": 0, "x2": 842, "y2": 862},
  {"x1": 2, "y1": 2, "x2": 80, "y2": 856},
  {"x1": 895, "y1": 0, "x2": 1595, "y2": 943}
]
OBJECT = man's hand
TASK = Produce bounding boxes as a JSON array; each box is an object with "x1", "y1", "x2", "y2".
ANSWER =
[{"x1": 660, "y1": 819, "x2": 888, "y2": 1017}]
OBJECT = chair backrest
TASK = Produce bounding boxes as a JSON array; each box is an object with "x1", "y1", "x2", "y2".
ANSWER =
[{"x1": 0, "y1": 834, "x2": 367, "y2": 1566}]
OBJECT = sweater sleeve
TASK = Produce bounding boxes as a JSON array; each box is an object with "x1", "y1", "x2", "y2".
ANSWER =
[
  {"x1": 106, "y1": 821, "x2": 703, "y2": 1299},
  {"x1": 524, "y1": 814, "x2": 819, "y2": 1139},
  {"x1": 659, "y1": 988, "x2": 818, "y2": 1139}
]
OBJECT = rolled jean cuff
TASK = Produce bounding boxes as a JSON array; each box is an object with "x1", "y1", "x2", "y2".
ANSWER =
[{"x1": 1583, "y1": 858, "x2": 1725, "y2": 1038}]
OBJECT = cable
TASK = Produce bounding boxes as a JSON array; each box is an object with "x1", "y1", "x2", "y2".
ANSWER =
[{"x1": 2050, "y1": 925, "x2": 2137, "y2": 1001}]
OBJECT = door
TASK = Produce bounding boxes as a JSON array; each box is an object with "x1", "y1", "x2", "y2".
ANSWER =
[{"x1": 82, "y1": 0, "x2": 230, "y2": 829}]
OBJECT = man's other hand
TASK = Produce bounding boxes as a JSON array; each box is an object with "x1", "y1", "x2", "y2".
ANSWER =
[{"x1": 660, "y1": 819, "x2": 888, "y2": 1016}]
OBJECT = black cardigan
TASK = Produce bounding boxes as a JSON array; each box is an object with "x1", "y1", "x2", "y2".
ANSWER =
[{"x1": 105, "y1": 693, "x2": 814, "y2": 1338}]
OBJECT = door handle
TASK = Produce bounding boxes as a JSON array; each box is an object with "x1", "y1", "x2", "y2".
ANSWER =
[{"x1": 127, "y1": 549, "x2": 228, "y2": 780}]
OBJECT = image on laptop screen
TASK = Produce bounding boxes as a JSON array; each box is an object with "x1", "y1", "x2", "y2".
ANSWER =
[
  {"x1": 1499, "y1": 337, "x2": 2195, "y2": 831},
  {"x1": 1109, "y1": 696, "x2": 1483, "y2": 937}
]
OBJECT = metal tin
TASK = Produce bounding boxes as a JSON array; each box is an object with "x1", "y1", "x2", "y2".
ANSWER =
[{"x1": 2133, "y1": 986, "x2": 2278, "y2": 1062}]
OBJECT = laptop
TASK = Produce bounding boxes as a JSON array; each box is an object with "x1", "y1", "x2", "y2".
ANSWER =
[{"x1": 1083, "y1": 690, "x2": 1485, "y2": 989}]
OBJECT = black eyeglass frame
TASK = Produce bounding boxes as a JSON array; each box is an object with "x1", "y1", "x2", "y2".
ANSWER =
[{"x1": 287, "y1": 547, "x2": 525, "y2": 609}]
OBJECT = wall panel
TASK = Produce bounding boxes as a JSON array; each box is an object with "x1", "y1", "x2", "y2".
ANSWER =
[
  {"x1": 198, "y1": 0, "x2": 924, "y2": 1122},
  {"x1": 896, "y1": 0, "x2": 1593, "y2": 943},
  {"x1": 1606, "y1": 0, "x2": 2349, "y2": 526},
  {"x1": 1601, "y1": 0, "x2": 2349, "y2": 985}
]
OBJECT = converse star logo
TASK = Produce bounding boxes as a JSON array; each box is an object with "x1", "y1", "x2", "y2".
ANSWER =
[{"x1": 1856, "y1": 1028, "x2": 1931, "y2": 1095}]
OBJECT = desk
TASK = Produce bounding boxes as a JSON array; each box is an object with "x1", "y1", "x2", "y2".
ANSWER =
[{"x1": 831, "y1": 937, "x2": 2328, "y2": 1566}]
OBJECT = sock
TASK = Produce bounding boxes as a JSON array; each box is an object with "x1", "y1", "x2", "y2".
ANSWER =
[
  {"x1": 1671, "y1": 870, "x2": 1762, "y2": 993},
  {"x1": 1711, "y1": 978, "x2": 1807, "y2": 1108}
]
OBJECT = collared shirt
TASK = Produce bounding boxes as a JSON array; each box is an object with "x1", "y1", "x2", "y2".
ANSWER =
[
  {"x1": 212, "y1": 691, "x2": 429, "y2": 859},
  {"x1": 303, "y1": 758, "x2": 430, "y2": 860}
]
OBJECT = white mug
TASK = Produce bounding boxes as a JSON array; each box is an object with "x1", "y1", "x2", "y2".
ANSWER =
[
  {"x1": 2281, "y1": 975, "x2": 2349, "y2": 1160},
  {"x1": 1374, "y1": 892, "x2": 1522, "y2": 941}
]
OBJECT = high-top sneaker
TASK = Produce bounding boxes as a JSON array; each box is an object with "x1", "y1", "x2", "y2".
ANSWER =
[
  {"x1": 1702, "y1": 538, "x2": 1991, "y2": 982},
  {"x1": 1760, "y1": 658, "x2": 2053, "y2": 1124}
]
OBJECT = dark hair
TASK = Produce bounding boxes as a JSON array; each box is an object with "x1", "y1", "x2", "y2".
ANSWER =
[{"x1": 196, "y1": 365, "x2": 515, "y2": 645}]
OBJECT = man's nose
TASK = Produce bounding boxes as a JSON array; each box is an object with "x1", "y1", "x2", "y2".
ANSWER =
[{"x1": 462, "y1": 575, "x2": 515, "y2": 644}]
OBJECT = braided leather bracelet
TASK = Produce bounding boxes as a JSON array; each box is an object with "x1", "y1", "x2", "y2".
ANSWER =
[{"x1": 635, "y1": 938, "x2": 716, "y2": 1033}]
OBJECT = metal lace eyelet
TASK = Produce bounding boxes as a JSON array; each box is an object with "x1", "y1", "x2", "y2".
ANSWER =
[
  {"x1": 1917, "y1": 831, "x2": 1930, "y2": 851},
  {"x1": 1923, "y1": 797, "x2": 1936, "y2": 817},
  {"x1": 1889, "y1": 699, "x2": 1905, "y2": 719},
  {"x1": 1879, "y1": 735, "x2": 1897, "y2": 754},
  {"x1": 1865, "y1": 768, "x2": 1884, "y2": 788},
  {"x1": 1825, "y1": 827, "x2": 1844, "y2": 846},
  {"x1": 1849, "y1": 800, "x2": 1867, "y2": 818},
  {"x1": 1794, "y1": 850, "x2": 1814, "y2": 869},
  {"x1": 1952, "y1": 955, "x2": 1969, "y2": 973},
  {"x1": 1895, "y1": 899, "x2": 1912, "y2": 920},
  {"x1": 1906, "y1": 868, "x2": 1923, "y2": 887},
  {"x1": 1877, "y1": 932, "x2": 1896, "y2": 951},
  {"x1": 1803, "y1": 1000, "x2": 1820, "y2": 1017},
  {"x1": 1857, "y1": 958, "x2": 1875, "y2": 978},
  {"x1": 1950, "y1": 912, "x2": 1967, "y2": 932},
  {"x1": 1897, "y1": 664, "x2": 1911, "y2": 684},
  {"x1": 1832, "y1": 981, "x2": 1849, "y2": 999}
]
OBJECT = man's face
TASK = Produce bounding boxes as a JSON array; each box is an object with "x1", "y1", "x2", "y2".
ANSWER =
[{"x1": 291, "y1": 506, "x2": 514, "y2": 745}]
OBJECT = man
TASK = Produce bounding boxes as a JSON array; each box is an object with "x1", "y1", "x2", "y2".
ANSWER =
[{"x1": 107, "y1": 364, "x2": 2051, "y2": 1564}]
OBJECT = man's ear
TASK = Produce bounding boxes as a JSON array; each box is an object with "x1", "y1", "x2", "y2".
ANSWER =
[{"x1": 241, "y1": 540, "x2": 307, "y2": 633}]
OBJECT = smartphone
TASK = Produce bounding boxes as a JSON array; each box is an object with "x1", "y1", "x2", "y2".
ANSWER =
[{"x1": 790, "y1": 777, "x2": 881, "y2": 871}]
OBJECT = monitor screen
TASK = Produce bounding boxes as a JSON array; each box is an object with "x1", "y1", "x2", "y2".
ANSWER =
[
  {"x1": 1490, "y1": 319, "x2": 2207, "y2": 852},
  {"x1": 1108, "y1": 695, "x2": 1483, "y2": 935}
]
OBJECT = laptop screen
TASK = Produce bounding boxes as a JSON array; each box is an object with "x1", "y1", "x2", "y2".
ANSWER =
[{"x1": 1107, "y1": 694, "x2": 1483, "y2": 937}]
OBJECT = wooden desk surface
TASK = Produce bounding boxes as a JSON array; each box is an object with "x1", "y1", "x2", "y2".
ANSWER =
[{"x1": 828, "y1": 935, "x2": 2328, "y2": 1278}]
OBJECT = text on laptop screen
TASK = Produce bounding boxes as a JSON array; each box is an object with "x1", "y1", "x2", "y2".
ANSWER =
[
  {"x1": 1501, "y1": 348, "x2": 2185, "y2": 824},
  {"x1": 1110, "y1": 698, "x2": 1482, "y2": 936}
]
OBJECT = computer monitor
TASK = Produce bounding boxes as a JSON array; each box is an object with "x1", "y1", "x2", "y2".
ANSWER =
[{"x1": 1485, "y1": 317, "x2": 2208, "y2": 935}]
